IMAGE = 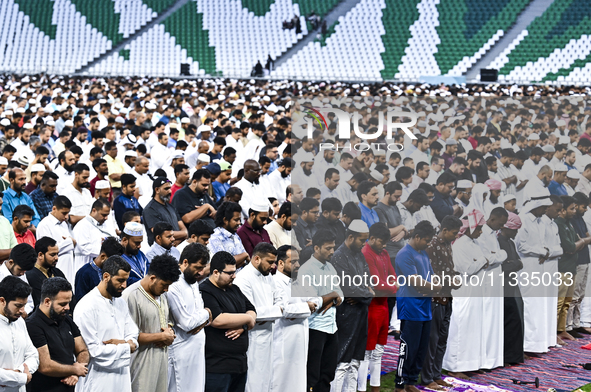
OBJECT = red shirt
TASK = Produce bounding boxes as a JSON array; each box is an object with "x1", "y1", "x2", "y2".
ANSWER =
[
  {"x1": 170, "y1": 183, "x2": 183, "y2": 201},
  {"x1": 236, "y1": 221, "x2": 271, "y2": 257},
  {"x1": 362, "y1": 242, "x2": 397, "y2": 296},
  {"x1": 15, "y1": 230, "x2": 36, "y2": 247},
  {"x1": 580, "y1": 132, "x2": 591, "y2": 143}
]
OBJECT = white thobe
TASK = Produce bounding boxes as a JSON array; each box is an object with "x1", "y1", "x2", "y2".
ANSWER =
[
  {"x1": 64, "y1": 184, "x2": 94, "y2": 217},
  {"x1": 73, "y1": 216, "x2": 113, "y2": 274},
  {"x1": 515, "y1": 213, "x2": 560, "y2": 352},
  {"x1": 271, "y1": 273, "x2": 318, "y2": 392},
  {"x1": 0, "y1": 264, "x2": 34, "y2": 315},
  {"x1": 54, "y1": 166, "x2": 75, "y2": 194},
  {"x1": 0, "y1": 316, "x2": 39, "y2": 392},
  {"x1": 475, "y1": 225, "x2": 506, "y2": 370},
  {"x1": 267, "y1": 169, "x2": 291, "y2": 204},
  {"x1": 264, "y1": 220, "x2": 291, "y2": 249},
  {"x1": 443, "y1": 235, "x2": 488, "y2": 372},
  {"x1": 36, "y1": 214, "x2": 76, "y2": 285},
  {"x1": 291, "y1": 167, "x2": 319, "y2": 195},
  {"x1": 167, "y1": 275, "x2": 210, "y2": 392},
  {"x1": 234, "y1": 178, "x2": 272, "y2": 220},
  {"x1": 234, "y1": 263, "x2": 284, "y2": 392},
  {"x1": 521, "y1": 176, "x2": 547, "y2": 207},
  {"x1": 542, "y1": 215, "x2": 562, "y2": 347},
  {"x1": 73, "y1": 287, "x2": 140, "y2": 392},
  {"x1": 414, "y1": 205, "x2": 440, "y2": 230},
  {"x1": 130, "y1": 171, "x2": 154, "y2": 208},
  {"x1": 521, "y1": 159, "x2": 541, "y2": 180},
  {"x1": 150, "y1": 144, "x2": 172, "y2": 174}
]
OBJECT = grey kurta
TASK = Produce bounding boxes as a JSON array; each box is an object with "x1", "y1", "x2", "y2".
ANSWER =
[{"x1": 123, "y1": 282, "x2": 170, "y2": 392}]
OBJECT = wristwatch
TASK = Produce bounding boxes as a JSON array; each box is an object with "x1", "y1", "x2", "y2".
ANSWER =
[{"x1": 242, "y1": 324, "x2": 248, "y2": 332}]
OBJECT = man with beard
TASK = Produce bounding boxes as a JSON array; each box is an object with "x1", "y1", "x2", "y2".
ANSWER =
[
  {"x1": 272, "y1": 245, "x2": 318, "y2": 392},
  {"x1": 24, "y1": 163, "x2": 46, "y2": 195},
  {"x1": 132, "y1": 157, "x2": 154, "y2": 208},
  {"x1": 233, "y1": 242, "x2": 283, "y2": 392},
  {"x1": 548, "y1": 163, "x2": 569, "y2": 196},
  {"x1": 167, "y1": 243, "x2": 212, "y2": 392},
  {"x1": 0, "y1": 276, "x2": 38, "y2": 391},
  {"x1": 113, "y1": 174, "x2": 143, "y2": 232},
  {"x1": 292, "y1": 152, "x2": 316, "y2": 195},
  {"x1": 89, "y1": 158, "x2": 112, "y2": 201},
  {"x1": 12, "y1": 205, "x2": 36, "y2": 247},
  {"x1": 235, "y1": 159, "x2": 271, "y2": 220},
  {"x1": 264, "y1": 202, "x2": 292, "y2": 248},
  {"x1": 521, "y1": 147, "x2": 545, "y2": 180},
  {"x1": 237, "y1": 200, "x2": 271, "y2": 257},
  {"x1": 72, "y1": 198, "x2": 113, "y2": 273},
  {"x1": 522, "y1": 165, "x2": 552, "y2": 205},
  {"x1": 357, "y1": 181, "x2": 379, "y2": 228},
  {"x1": 54, "y1": 151, "x2": 76, "y2": 194},
  {"x1": 121, "y1": 222, "x2": 150, "y2": 286},
  {"x1": 143, "y1": 178, "x2": 187, "y2": 246},
  {"x1": 454, "y1": 180, "x2": 472, "y2": 210},
  {"x1": 25, "y1": 237, "x2": 67, "y2": 309},
  {"x1": 145, "y1": 222, "x2": 181, "y2": 262},
  {"x1": 483, "y1": 178, "x2": 503, "y2": 219},
  {"x1": 315, "y1": 197, "x2": 346, "y2": 249},
  {"x1": 208, "y1": 202, "x2": 249, "y2": 268},
  {"x1": 73, "y1": 256, "x2": 139, "y2": 392},
  {"x1": 293, "y1": 197, "x2": 320, "y2": 254},
  {"x1": 172, "y1": 169, "x2": 216, "y2": 229},
  {"x1": 200, "y1": 251, "x2": 257, "y2": 392},
  {"x1": 2, "y1": 168, "x2": 41, "y2": 230},
  {"x1": 122, "y1": 254, "x2": 181, "y2": 392},
  {"x1": 30, "y1": 171, "x2": 58, "y2": 220},
  {"x1": 63, "y1": 164, "x2": 94, "y2": 226},
  {"x1": 313, "y1": 150, "x2": 337, "y2": 187},
  {"x1": 26, "y1": 277, "x2": 89, "y2": 392},
  {"x1": 496, "y1": 149, "x2": 518, "y2": 196},
  {"x1": 431, "y1": 172, "x2": 461, "y2": 223},
  {"x1": 75, "y1": 237, "x2": 124, "y2": 302},
  {"x1": 330, "y1": 220, "x2": 373, "y2": 392}
]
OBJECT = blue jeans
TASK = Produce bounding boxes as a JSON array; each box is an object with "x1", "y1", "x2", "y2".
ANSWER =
[{"x1": 205, "y1": 372, "x2": 247, "y2": 392}]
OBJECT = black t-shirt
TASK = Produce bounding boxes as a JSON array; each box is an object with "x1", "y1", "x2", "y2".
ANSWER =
[
  {"x1": 26, "y1": 309, "x2": 81, "y2": 392},
  {"x1": 171, "y1": 186, "x2": 215, "y2": 228},
  {"x1": 143, "y1": 199, "x2": 181, "y2": 245},
  {"x1": 200, "y1": 279, "x2": 256, "y2": 374},
  {"x1": 25, "y1": 267, "x2": 68, "y2": 310}
]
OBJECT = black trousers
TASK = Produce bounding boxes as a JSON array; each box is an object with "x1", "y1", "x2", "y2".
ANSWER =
[
  {"x1": 307, "y1": 329, "x2": 339, "y2": 392},
  {"x1": 421, "y1": 301, "x2": 452, "y2": 384},
  {"x1": 395, "y1": 319, "x2": 432, "y2": 389}
]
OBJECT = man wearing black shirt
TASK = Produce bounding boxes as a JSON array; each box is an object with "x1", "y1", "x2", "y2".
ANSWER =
[
  {"x1": 201, "y1": 251, "x2": 256, "y2": 392},
  {"x1": 171, "y1": 169, "x2": 216, "y2": 229},
  {"x1": 143, "y1": 177, "x2": 188, "y2": 245},
  {"x1": 26, "y1": 237, "x2": 67, "y2": 310},
  {"x1": 26, "y1": 277, "x2": 89, "y2": 392}
]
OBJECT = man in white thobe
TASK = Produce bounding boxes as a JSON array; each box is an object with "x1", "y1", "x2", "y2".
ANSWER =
[
  {"x1": 515, "y1": 194, "x2": 557, "y2": 353},
  {"x1": 267, "y1": 159, "x2": 292, "y2": 203},
  {"x1": 73, "y1": 256, "x2": 140, "y2": 392},
  {"x1": 167, "y1": 243, "x2": 212, "y2": 392},
  {"x1": 234, "y1": 160, "x2": 272, "y2": 220},
  {"x1": 474, "y1": 209, "x2": 508, "y2": 370},
  {"x1": 233, "y1": 243, "x2": 284, "y2": 392},
  {"x1": 271, "y1": 247, "x2": 319, "y2": 392},
  {"x1": 0, "y1": 276, "x2": 39, "y2": 392},
  {"x1": 521, "y1": 165, "x2": 552, "y2": 207},
  {"x1": 73, "y1": 199, "x2": 113, "y2": 274},
  {"x1": 36, "y1": 196, "x2": 76, "y2": 285}
]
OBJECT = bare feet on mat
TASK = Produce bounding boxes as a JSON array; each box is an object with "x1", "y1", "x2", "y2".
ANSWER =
[
  {"x1": 558, "y1": 331, "x2": 576, "y2": 341},
  {"x1": 423, "y1": 382, "x2": 444, "y2": 390},
  {"x1": 447, "y1": 372, "x2": 470, "y2": 379},
  {"x1": 435, "y1": 379, "x2": 453, "y2": 387}
]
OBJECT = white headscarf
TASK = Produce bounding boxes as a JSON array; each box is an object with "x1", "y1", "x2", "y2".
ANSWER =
[{"x1": 462, "y1": 183, "x2": 489, "y2": 218}]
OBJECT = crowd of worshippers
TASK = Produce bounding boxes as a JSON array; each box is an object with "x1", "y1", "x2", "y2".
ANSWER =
[{"x1": 3, "y1": 74, "x2": 591, "y2": 392}]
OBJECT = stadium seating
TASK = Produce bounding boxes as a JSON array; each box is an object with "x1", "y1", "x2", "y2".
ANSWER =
[{"x1": 488, "y1": 0, "x2": 591, "y2": 83}]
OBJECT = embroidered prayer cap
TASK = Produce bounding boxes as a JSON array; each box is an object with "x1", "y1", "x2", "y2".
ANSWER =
[
  {"x1": 456, "y1": 180, "x2": 473, "y2": 189},
  {"x1": 553, "y1": 163, "x2": 568, "y2": 173},
  {"x1": 123, "y1": 222, "x2": 144, "y2": 237},
  {"x1": 95, "y1": 180, "x2": 111, "y2": 190},
  {"x1": 348, "y1": 219, "x2": 369, "y2": 234}
]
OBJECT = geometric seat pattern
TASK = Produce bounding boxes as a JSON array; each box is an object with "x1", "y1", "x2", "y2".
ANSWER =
[{"x1": 488, "y1": 0, "x2": 591, "y2": 83}]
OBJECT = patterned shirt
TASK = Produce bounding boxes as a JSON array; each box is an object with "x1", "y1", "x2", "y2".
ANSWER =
[
  {"x1": 425, "y1": 235, "x2": 455, "y2": 299},
  {"x1": 29, "y1": 188, "x2": 57, "y2": 220},
  {"x1": 208, "y1": 227, "x2": 246, "y2": 257}
]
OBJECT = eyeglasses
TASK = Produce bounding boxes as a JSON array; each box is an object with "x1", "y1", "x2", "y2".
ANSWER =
[{"x1": 220, "y1": 270, "x2": 236, "y2": 276}]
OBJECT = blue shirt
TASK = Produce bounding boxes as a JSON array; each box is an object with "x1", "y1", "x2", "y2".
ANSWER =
[
  {"x1": 113, "y1": 193, "x2": 143, "y2": 231},
  {"x1": 212, "y1": 181, "x2": 230, "y2": 201},
  {"x1": 74, "y1": 261, "x2": 102, "y2": 301},
  {"x1": 395, "y1": 244, "x2": 434, "y2": 321},
  {"x1": 29, "y1": 188, "x2": 57, "y2": 220},
  {"x1": 359, "y1": 202, "x2": 379, "y2": 227},
  {"x1": 122, "y1": 251, "x2": 150, "y2": 286},
  {"x1": 208, "y1": 227, "x2": 246, "y2": 256},
  {"x1": 548, "y1": 180, "x2": 568, "y2": 196},
  {"x1": 2, "y1": 188, "x2": 41, "y2": 226}
]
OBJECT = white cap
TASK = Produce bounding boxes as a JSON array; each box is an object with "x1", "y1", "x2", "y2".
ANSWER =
[
  {"x1": 64, "y1": 120, "x2": 74, "y2": 127},
  {"x1": 457, "y1": 179, "x2": 473, "y2": 189},
  {"x1": 369, "y1": 169, "x2": 384, "y2": 182},
  {"x1": 181, "y1": 117, "x2": 190, "y2": 124},
  {"x1": 0, "y1": 119, "x2": 10, "y2": 127},
  {"x1": 528, "y1": 133, "x2": 540, "y2": 141},
  {"x1": 95, "y1": 180, "x2": 111, "y2": 190},
  {"x1": 0, "y1": 157, "x2": 7, "y2": 165},
  {"x1": 504, "y1": 194, "x2": 516, "y2": 202},
  {"x1": 348, "y1": 219, "x2": 369, "y2": 233},
  {"x1": 559, "y1": 136, "x2": 570, "y2": 145},
  {"x1": 123, "y1": 222, "x2": 144, "y2": 237},
  {"x1": 567, "y1": 169, "x2": 581, "y2": 179},
  {"x1": 554, "y1": 163, "x2": 568, "y2": 172},
  {"x1": 197, "y1": 153, "x2": 210, "y2": 163},
  {"x1": 197, "y1": 125, "x2": 212, "y2": 134},
  {"x1": 145, "y1": 102, "x2": 156, "y2": 110},
  {"x1": 16, "y1": 155, "x2": 30, "y2": 166},
  {"x1": 295, "y1": 151, "x2": 315, "y2": 163},
  {"x1": 15, "y1": 108, "x2": 25, "y2": 114},
  {"x1": 115, "y1": 117, "x2": 126, "y2": 124},
  {"x1": 124, "y1": 151, "x2": 138, "y2": 158},
  {"x1": 251, "y1": 199, "x2": 270, "y2": 213},
  {"x1": 30, "y1": 163, "x2": 45, "y2": 173},
  {"x1": 556, "y1": 119, "x2": 566, "y2": 127},
  {"x1": 170, "y1": 151, "x2": 184, "y2": 159},
  {"x1": 22, "y1": 123, "x2": 33, "y2": 130}
]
